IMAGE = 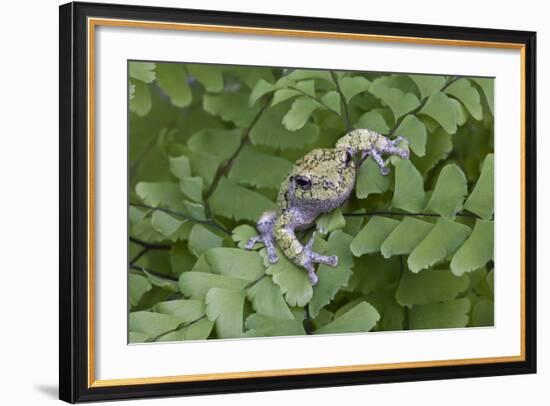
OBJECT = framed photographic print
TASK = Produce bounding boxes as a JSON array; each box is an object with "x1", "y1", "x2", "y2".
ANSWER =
[{"x1": 59, "y1": 1, "x2": 537, "y2": 403}]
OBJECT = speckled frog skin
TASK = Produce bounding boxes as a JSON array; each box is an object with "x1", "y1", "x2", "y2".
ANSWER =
[{"x1": 245, "y1": 128, "x2": 410, "y2": 285}]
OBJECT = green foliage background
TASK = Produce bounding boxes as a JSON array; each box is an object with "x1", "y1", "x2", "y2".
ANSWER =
[{"x1": 128, "y1": 61, "x2": 494, "y2": 343}]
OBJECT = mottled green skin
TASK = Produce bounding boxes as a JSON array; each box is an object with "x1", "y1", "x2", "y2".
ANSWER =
[
  {"x1": 246, "y1": 128, "x2": 409, "y2": 285},
  {"x1": 274, "y1": 148, "x2": 355, "y2": 265}
]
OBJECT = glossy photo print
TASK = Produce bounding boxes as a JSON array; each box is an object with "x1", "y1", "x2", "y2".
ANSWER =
[{"x1": 127, "y1": 61, "x2": 494, "y2": 343}]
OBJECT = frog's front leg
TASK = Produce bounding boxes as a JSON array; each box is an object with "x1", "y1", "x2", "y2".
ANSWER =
[
  {"x1": 274, "y1": 209, "x2": 338, "y2": 285},
  {"x1": 245, "y1": 210, "x2": 279, "y2": 264}
]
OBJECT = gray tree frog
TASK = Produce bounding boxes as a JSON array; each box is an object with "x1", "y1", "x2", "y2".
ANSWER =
[{"x1": 245, "y1": 128, "x2": 410, "y2": 285}]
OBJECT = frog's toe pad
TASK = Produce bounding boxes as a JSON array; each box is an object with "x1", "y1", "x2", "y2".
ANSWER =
[
  {"x1": 245, "y1": 236, "x2": 260, "y2": 249},
  {"x1": 308, "y1": 272, "x2": 319, "y2": 285},
  {"x1": 326, "y1": 255, "x2": 339, "y2": 267},
  {"x1": 267, "y1": 251, "x2": 279, "y2": 264}
]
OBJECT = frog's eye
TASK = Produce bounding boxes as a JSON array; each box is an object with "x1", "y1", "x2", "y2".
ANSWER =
[
  {"x1": 294, "y1": 175, "x2": 312, "y2": 190},
  {"x1": 344, "y1": 150, "x2": 353, "y2": 167}
]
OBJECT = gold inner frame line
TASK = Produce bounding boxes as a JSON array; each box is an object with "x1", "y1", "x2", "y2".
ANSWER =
[{"x1": 87, "y1": 17, "x2": 527, "y2": 388}]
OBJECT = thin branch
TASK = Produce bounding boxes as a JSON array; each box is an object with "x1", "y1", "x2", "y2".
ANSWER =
[
  {"x1": 286, "y1": 85, "x2": 340, "y2": 116},
  {"x1": 329, "y1": 70, "x2": 352, "y2": 131},
  {"x1": 129, "y1": 247, "x2": 150, "y2": 265},
  {"x1": 130, "y1": 202, "x2": 231, "y2": 235},
  {"x1": 245, "y1": 274, "x2": 267, "y2": 289},
  {"x1": 129, "y1": 264, "x2": 179, "y2": 282},
  {"x1": 342, "y1": 210, "x2": 482, "y2": 219},
  {"x1": 147, "y1": 315, "x2": 207, "y2": 343},
  {"x1": 130, "y1": 236, "x2": 171, "y2": 250},
  {"x1": 204, "y1": 102, "x2": 269, "y2": 200},
  {"x1": 388, "y1": 76, "x2": 460, "y2": 137}
]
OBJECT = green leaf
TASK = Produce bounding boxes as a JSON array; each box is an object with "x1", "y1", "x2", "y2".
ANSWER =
[
  {"x1": 471, "y1": 299, "x2": 494, "y2": 326},
  {"x1": 205, "y1": 248, "x2": 265, "y2": 282},
  {"x1": 411, "y1": 127, "x2": 453, "y2": 174},
  {"x1": 142, "y1": 269, "x2": 179, "y2": 293},
  {"x1": 186, "y1": 64, "x2": 224, "y2": 92},
  {"x1": 129, "y1": 332, "x2": 150, "y2": 343},
  {"x1": 450, "y1": 220, "x2": 494, "y2": 276},
  {"x1": 246, "y1": 276, "x2": 294, "y2": 319},
  {"x1": 271, "y1": 88, "x2": 301, "y2": 106},
  {"x1": 151, "y1": 210, "x2": 185, "y2": 237},
  {"x1": 266, "y1": 249, "x2": 313, "y2": 307},
  {"x1": 232, "y1": 224, "x2": 259, "y2": 249},
  {"x1": 157, "y1": 317, "x2": 214, "y2": 342},
  {"x1": 203, "y1": 93, "x2": 260, "y2": 128},
  {"x1": 170, "y1": 243, "x2": 196, "y2": 274},
  {"x1": 135, "y1": 182, "x2": 183, "y2": 210},
  {"x1": 408, "y1": 75, "x2": 445, "y2": 100},
  {"x1": 450, "y1": 98, "x2": 467, "y2": 126},
  {"x1": 154, "y1": 299, "x2": 205, "y2": 322},
  {"x1": 391, "y1": 158, "x2": 425, "y2": 212},
  {"x1": 169, "y1": 155, "x2": 191, "y2": 179},
  {"x1": 396, "y1": 268, "x2": 469, "y2": 307},
  {"x1": 316, "y1": 208, "x2": 346, "y2": 235},
  {"x1": 409, "y1": 298, "x2": 471, "y2": 329},
  {"x1": 286, "y1": 69, "x2": 332, "y2": 82},
  {"x1": 350, "y1": 216, "x2": 400, "y2": 256},
  {"x1": 380, "y1": 217, "x2": 434, "y2": 258},
  {"x1": 249, "y1": 79, "x2": 276, "y2": 107},
  {"x1": 315, "y1": 302, "x2": 380, "y2": 334},
  {"x1": 179, "y1": 176, "x2": 203, "y2": 202},
  {"x1": 393, "y1": 115, "x2": 427, "y2": 157},
  {"x1": 445, "y1": 78, "x2": 483, "y2": 120},
  {"x1": 282, "y1": 96, "x2": 321, "y2": 131},
  {"x1": 309, "y1": 231, "x2": 354, "y2": 318},
  {"x1": 349, "y1": 254, "x2": 400, "y2": 296},
  {"x1": 408, "y1": 218, "x2": 471, "y2": 273},
  {"x1": 471, "y1": 78, "x2": 494, "y2": 114},
  {"x1": 245, "y1": 313, "x2": 305, "y2": 337},
  {"x1": 129, "y1": 274, "x2": 152, "y2": 306},
  {"x1": 156, "y1": 63, "x2": 192, "y2": 107},
  {"x1": 321, "y1": 91, "x2": 341, "y2": 115},
  {"x1": 188, "y1": 224, "x2": 224, "y2": 257},
  {"x1": 369, "y1": 79, "x2": 420, "y2": 120},
  {"x1": 187, "y1": 128, "x2": 242, "y2": 163},
  {"x1": 228, "y1": 145, "x2": 292, "y2": 189},
  {"x1": 179, "y1": 272, "x2": 248, "y2": 299},
  {"x1": 208, "y1": 177, "x2": 276, "y2": 222},
  {"x1": 129, "y1": 311, "x2": 180, "y2": 338},
  {"x1": 129, "y1": 80, "x2": 152, "y2": 116},
  {"x1": 230, "y1": 66, "x2": 275, "y2": 89},
  {"x1": 245, "y1": 313, "x2": 306, "y2": 337},
  {"x1": 206, "y1": 288, "x2": 246, "y2": 338},
  {"x1": 356, "y1": 157, "x2": 391, "y2": 199},
  {"x1": 338, "y1": 76, "x2": 370, "y2": 102},
  {"x1": 420, "y1": 92, "x2": 458, "y2": 134},
  {"x1": 295, "y1": 80, "x2": 316, "y2": 97},
  {"x1": 425, "y1": 164, "x2": 468, "y2": 219},
  {"x1": 129, "y1": 62, "x2": 155, "y2": 83},
  {"x1": 355, "y1": 111, "x2": 390, "y2": 133},
  {"x1": 464, "y1": 154, "x2": 494, "y2": 219},
  {"x1": 250, "y1": 102, "x2": 319, "y2": 149}
]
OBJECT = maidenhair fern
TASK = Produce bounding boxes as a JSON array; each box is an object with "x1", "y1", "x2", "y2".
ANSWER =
[{"x1": 128, "y1": 62, "x2": 494, "y2": 342}]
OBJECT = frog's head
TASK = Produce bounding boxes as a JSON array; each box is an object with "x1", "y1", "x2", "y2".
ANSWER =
[{"x1": 289, "y1": 148, "x2": 356, "y2": 210}]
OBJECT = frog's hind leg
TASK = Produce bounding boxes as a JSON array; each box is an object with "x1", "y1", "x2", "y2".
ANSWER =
[{"x1": 245, "y1": 210, "x2": 279, "y2": 264}]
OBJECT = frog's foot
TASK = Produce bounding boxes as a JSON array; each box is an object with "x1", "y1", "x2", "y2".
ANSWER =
[
  {"x1": 299, "y1": 233, "x2": 339, "y2": 285},
  {"x1": 370, "y1": 150, "x2": 390, "y2": 175},
  {"x1": 245, "y1": 210, "x2": 279, "y2": 264},
  {"x1": 388, "y1": 136, "x2": 410, "y2": 159}
]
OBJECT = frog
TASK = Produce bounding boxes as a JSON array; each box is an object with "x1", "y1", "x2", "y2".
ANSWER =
[{"x1": 245, "y1": 128, "x2": 410, "y2": 285}]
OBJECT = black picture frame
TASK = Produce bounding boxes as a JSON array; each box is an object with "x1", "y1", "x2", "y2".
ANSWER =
[{"x1": 59, "y1": 1, "x2": 537, "y2": 403}]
